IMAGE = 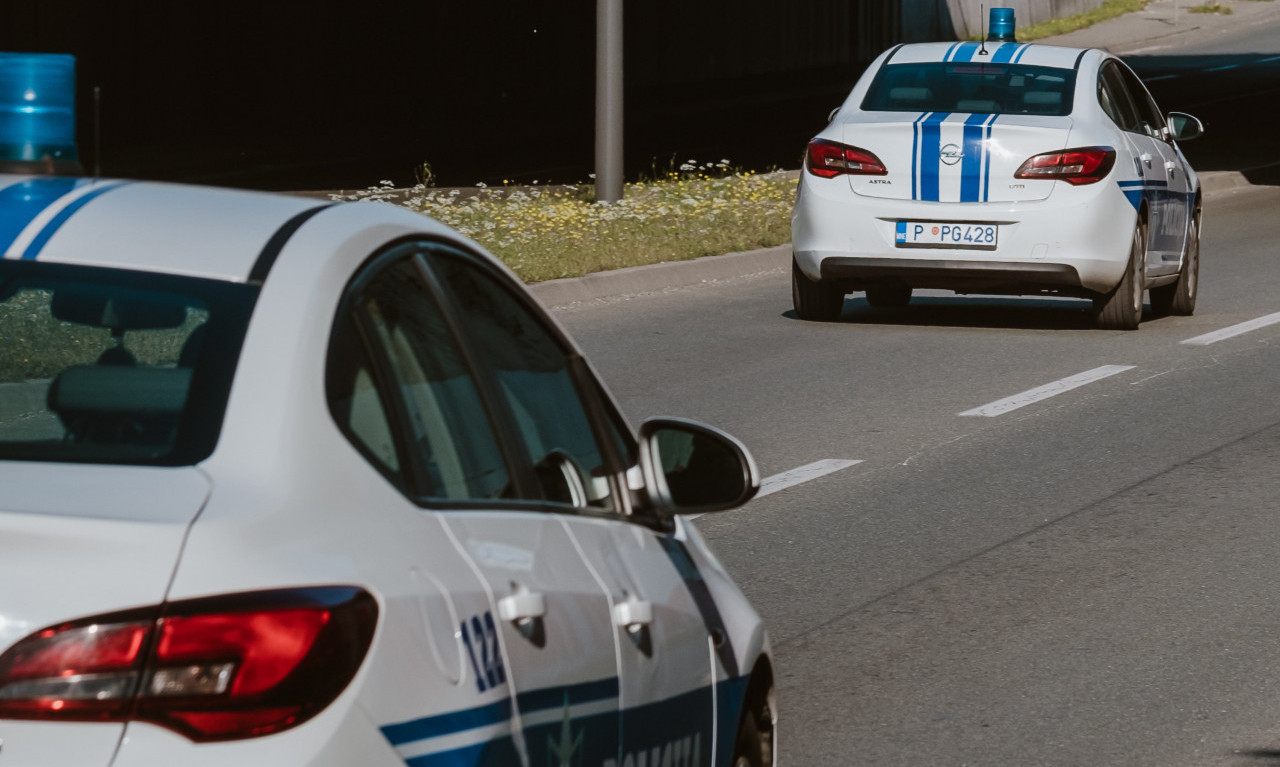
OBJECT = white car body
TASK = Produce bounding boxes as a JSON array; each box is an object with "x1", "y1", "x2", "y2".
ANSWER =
[
  {"x1": 791, "y1": 39, "x2": 1202, "y2": 328},
  {"x1": 0, "y1": 176, "x2": 775, "y2": 766}
]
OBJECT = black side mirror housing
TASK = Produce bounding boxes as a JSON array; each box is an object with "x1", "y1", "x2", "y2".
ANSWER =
[
  {"x1": 1167, "y1": 112, "x2": 1204, "y2": 142},
  {"x1": 637, "y1": 417, "x2": 759, "y2": 515}
]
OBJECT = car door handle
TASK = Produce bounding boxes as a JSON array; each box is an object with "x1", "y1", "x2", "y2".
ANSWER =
[
  {"x1": 497, "y1": 591, "x2": 546, "y2": 622},
  {"x1": 613, "y1": 599, "x2": 653, "y2": 629}
]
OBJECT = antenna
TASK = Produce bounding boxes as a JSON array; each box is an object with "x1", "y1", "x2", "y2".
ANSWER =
[
  {"x1": 980, "y1": 4, "x2": 988, "y2": 56},
  {"x1": 93, "y1": 86, "x2": 101, "y2": 178}
]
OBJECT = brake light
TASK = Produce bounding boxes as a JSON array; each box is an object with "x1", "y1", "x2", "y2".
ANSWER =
[
  {"x1": 806, "y1": 139, "x2": 888, "y2": 178},
  {"x1": 0, "y1": 587, "x2": 377, "y2": 741},
  {"x1": 1015, "y1": 146, "x2": 1116, "y2": 185}
]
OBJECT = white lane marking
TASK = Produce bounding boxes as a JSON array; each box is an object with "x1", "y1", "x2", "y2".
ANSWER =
[
  {"x1": 756, "y1": 459, "x2": 862, "y2": 499},
  {"x1": 958, "y1": 365, "x2": 1135, "y2": 417},
  {"x1": 1182, "y1": 312, "x2": 1280, "y2": 346}
]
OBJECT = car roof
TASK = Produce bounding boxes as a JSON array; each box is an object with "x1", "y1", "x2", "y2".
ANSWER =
[
  {"x1": 886, "y1": 41, "x2": 1091, "y2": 70},
  {"x1": 0, "y1": 174, "x2": 338, "y2": 283}
]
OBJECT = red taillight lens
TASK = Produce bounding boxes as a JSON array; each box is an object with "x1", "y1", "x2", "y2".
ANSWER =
[
  {"x1": 1014, "y1": 146, "x2": 1116, "y2": 185},
  {"x1": 805, "y1": 139, "x2": 888, "y2": 178},
  {"x1": 0, "y1": 587, "x2": 376, "y2": 741}
]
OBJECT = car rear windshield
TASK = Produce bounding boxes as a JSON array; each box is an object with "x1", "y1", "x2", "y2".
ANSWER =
[
  {"x1": 0, "y1": 261, "x2": 257, "y2": 466},
  {"x1": 861, "y1": 62, "x2": 1076, "y2": 116}
]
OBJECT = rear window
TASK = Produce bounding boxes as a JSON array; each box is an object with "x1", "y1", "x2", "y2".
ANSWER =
[
  {"x1": 861, "y1": 62, "x2": 1076, "y2": 116},
  {"x1": 0, "y1": 261, "x2": 257, "y2": 466}
]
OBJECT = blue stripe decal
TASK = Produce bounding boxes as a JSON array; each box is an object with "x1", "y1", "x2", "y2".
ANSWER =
[
  {"x1": 20, "y1": 181, "x2": 131, "y2": 260},
  {"x1": 960, "y1": 113, "x2": 990, "y2": 203},
  {"x1": 982, "y1": 115, "x2": 997, "y2": 202},
  {"x1": 911, "y1": 112, "x2": 930, "y2": 200},
  {"x1": 920, "y1": 112, "x2": 949, "y2": 202},
  {"x1": 943, "y1": 42, "x2": 961, "y2": 62},
  {"x1": 990, "y1": 42, "x2": 1018, "y2": 64},
  {"x1": 1013, "y1": 44, "x2": 1032, "y2": 63},
  {"x1": 516, "y1": 676, "x2": 620, "y2": 714},
  {"x1": 0, "y1": 177, "x2": 79, "y2": 255},
  {"x1": 381, "y1": 699, "x2": 513, "y2": 746},
  {"x1": 952, "y1": 42, "x2": 980, "y2": 63}
]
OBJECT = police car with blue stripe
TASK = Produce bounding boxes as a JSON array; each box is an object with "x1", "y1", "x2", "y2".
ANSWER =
[
  {"x1": 791, "y1": 8, "x2": 1204, "y2": 329},
  {"x1": 0, "y1": 55, "x2": 775, "y2": 766}
]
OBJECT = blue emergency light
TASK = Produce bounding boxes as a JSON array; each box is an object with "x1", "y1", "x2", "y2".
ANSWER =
[
  {"x1": 0, "y1": 52, "x2": 80, "y2": 173},
  {"x1": 988, "y1": 7, "x2": 1017, "y2": 42}
]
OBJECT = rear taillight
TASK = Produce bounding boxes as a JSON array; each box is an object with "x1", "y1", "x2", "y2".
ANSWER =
[
  {"x1": 805, "y1": 139, "x2": 888, "y2": 178},
  {"x1": 0, "y1": 587, "x2": 377, "y2": 742},
  {"x1": 1014, "y1": 146, "x2": 1116, "y2": 185}
]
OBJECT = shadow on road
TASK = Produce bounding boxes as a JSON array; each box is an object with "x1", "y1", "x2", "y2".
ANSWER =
[
  {"x1": 1128, "y1": 53, "x2": 1280, "y2": 180},
  {"x1": 783, "y1": 295, "x2": 1191, "y2": 331}
]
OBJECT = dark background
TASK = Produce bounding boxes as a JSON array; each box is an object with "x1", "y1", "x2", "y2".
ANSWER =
[{"x1": 0, "y1": 1, "x2": 919, "y2": 190}]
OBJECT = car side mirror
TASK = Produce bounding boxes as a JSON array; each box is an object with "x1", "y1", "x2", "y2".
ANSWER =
[
  {"x1": 1167, "y1": 112, "x2": 1204, "y2": 142},
  {"x1": 637, "y1": 417, "x2": 759, "y2": 515}
]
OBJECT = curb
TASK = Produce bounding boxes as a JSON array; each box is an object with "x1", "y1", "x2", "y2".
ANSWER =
[{"x1": 529, "y1": 171, "x2": 1256, "y2": 308}]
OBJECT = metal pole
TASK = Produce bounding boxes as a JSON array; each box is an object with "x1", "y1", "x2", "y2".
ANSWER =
[{"x1": 595, "y1": 0, "x2": 623, "y2": 203}]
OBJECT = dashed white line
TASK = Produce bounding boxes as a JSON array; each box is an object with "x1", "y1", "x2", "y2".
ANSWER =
[
  {"x1": 958, "y1": 365, "x2": 1135, "y2": 417},
  {"x1": 756, "y1": 459, "x2": 862, "y2": 498},
  {"x1": 1182, "y1": 312, "x2": 1280, "y2": 346}
]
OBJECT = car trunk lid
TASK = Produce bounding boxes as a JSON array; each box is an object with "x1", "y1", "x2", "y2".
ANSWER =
[{"x1": 842, "y1": 112, "x2": 1075, "y2": 203}]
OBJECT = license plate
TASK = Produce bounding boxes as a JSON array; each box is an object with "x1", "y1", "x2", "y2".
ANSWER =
[{"x1": 895, "y1": 221, "x2": 997, "y2": 250}]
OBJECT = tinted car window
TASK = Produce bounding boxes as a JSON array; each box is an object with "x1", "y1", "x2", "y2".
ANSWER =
[
  {"x1": 333, "y1": 254, "x2": 513, "y2": 501},
  {"x1": 428, "y1": 250, "x2": 622, "y2": 511},
  {"x1": 0, "y1": 260, "x2": 255, "y2": 465},
  {"x1": 1116, "y1": 63, "x2": 1167, "y2": 139},
  {"x1": 328, "y1": 312, "x2": 402, "y2": 484},
  {"x1": 862, "y1": 62, "x2": 1076, "y2": 116}
]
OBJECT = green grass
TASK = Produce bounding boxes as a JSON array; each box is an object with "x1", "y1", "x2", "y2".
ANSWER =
[
  {"x1": 335, "y1": 165, "x2": 798, "y2": 284},
  {"x1": 978, "y1": 0, "x2": 1156, "y2": 41}
]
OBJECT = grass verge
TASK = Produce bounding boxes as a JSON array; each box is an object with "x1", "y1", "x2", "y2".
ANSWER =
[{"x1": 334, "y1": 166, "x2": 797, "y2": 284}]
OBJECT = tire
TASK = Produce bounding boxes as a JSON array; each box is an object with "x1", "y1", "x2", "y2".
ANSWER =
[
  {"x1": 1093, "y1": 219, "x2": 1146, "y2": 330},
  {"x1": 792, "y1": 258, "x2": 844, "y2": 321},
  {"x1": 732, "y1": 707, "x2": 765, "y2": 767},
  {"x1": 865, "y1": 283, "x2": 912, "y2": 308},
  {"x1": 1149, "y1": 208, "x2": 1200, "y2": 317}
]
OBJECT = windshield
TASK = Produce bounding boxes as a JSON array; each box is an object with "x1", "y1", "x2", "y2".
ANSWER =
[
  {"x1": 0, "y1": 261, "x2": 257, "y2": 465},
  {"x1": 861, "y1": 62, "x2": 1076, "y2": 116}
]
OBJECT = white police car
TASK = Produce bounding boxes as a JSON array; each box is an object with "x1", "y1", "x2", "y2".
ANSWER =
[
  {"x1": 791, "y1": 8, "x2": 1204, "y2": 329},
  {"x1": 0, "y1": 174, "x2": 777, "y2": 767}
]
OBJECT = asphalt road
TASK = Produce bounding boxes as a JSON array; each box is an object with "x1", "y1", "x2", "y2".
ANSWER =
[{"x1": 548, "y1": 7, "x2": 1280, "y2": 764}]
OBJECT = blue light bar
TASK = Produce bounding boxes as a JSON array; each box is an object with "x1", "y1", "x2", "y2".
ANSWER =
[
  {"x1": 988, "y1": 8, "x2": 1017, "y2": 42},
  {"x1": 0, "y1": 52, "x2": 79, "y2": 172}
]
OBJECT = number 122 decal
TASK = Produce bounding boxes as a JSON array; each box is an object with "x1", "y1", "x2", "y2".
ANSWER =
[{"x1": 460, "y1": 611, "x2": 507, "y2": 693}]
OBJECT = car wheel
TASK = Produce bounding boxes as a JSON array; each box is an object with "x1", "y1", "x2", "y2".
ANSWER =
[
  {"x1": 731, "y1": 705, "x2": 766, "y2": 767},
  {"x1": 792, "y1": 258, "x2": 844, "y2": 321},
  {"x1": 865, "y1": 283, "x2": 912, "y2": 308},
  {"x1": 1093, "y1": 220, "x2": 1145, "y2": 330},
  {"x1": 1150, "y1": 208, "x2": 1200, "y2": 317}
]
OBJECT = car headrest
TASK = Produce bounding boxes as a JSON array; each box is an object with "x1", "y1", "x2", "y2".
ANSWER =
[{"x1": 47, "y1": 365, "x2": 192, "y2": 416}]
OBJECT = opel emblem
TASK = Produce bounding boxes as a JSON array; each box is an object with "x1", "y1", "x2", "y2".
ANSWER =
[{"x1": 940, "y1": 144, "x2": 964, "y2": 165}]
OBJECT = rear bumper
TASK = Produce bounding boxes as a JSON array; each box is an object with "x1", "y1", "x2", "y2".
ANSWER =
[
  {"x1": 817, "y1": 256, "x2": 1087, "y2": 297},
  {"x1": 791, "y1": 171, "x2": 1139, "y2": 296}
]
